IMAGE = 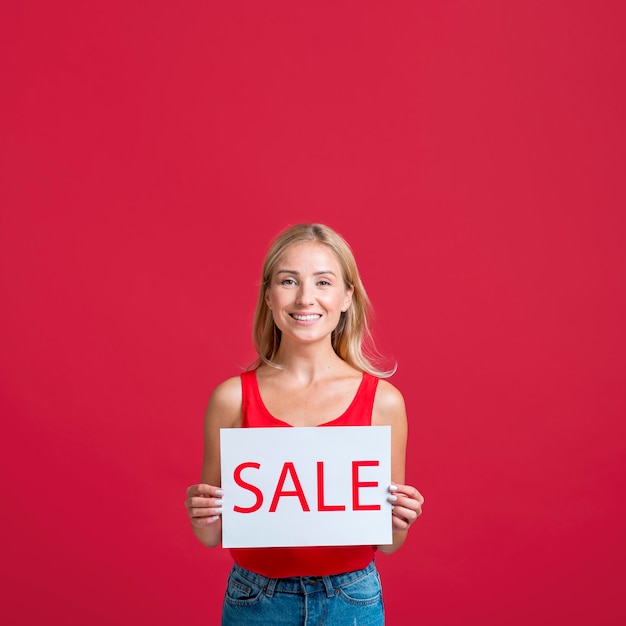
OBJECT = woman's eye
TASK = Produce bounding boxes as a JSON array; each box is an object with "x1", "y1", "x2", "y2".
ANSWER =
[
  {"x1": 281, "y1": 278, "x2": 297, "y2": 286},
  {"x1": 317, "y1": 280, "x2": 331, "y2": 286}
]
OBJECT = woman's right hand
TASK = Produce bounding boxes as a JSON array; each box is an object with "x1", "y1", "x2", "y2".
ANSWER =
[{"x1": 185, "y1": 484, "x2": 224, "y2": 528}]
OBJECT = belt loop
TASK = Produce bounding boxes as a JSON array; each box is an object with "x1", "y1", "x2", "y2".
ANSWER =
[
  {"x1": 265, "y1": 577, "x2": 277, "y2": 598},
  {"x1": 322, "y1": 575, "x2": 335, "y2": 598}
]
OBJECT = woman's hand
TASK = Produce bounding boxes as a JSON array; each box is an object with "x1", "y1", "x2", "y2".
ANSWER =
[
  {"x1": 185, "y1": 484, "x2": 224, "y2": 528},
  {"x1": 388, "y1": 483, "x2": 424, "y2": 532}
]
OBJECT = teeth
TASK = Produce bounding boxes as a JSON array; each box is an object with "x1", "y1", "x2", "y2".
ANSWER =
[{"x1": 292, "y1": 314, "x2": 321, "y2": 321}]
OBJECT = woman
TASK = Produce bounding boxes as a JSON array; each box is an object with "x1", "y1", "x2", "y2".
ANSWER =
[{"x1": 185, "y1": 223, "x2": 424, "y2": 625}]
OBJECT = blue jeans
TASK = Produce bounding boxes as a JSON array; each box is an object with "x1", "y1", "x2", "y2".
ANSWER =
[{"x1": 221, "y1": 560, "x2": 384, "y2": 625}]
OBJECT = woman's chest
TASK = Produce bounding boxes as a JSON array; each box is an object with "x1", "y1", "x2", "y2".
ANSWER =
[{"x1": 258, "y1": 379, "x2": 362, "y2": 427}]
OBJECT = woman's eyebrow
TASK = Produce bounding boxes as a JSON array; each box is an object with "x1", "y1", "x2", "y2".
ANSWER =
[{"x1": 275, "y1": 269, "x2": 337, "y2": 276}]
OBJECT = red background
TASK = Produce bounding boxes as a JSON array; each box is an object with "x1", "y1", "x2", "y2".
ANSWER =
[{"x1": 1, "y1": 1, "x2": 625, "y2": 624}]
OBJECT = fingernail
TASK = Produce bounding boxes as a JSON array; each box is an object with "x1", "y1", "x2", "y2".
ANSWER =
[
  {"x1": 210, "y1": 515, "x2": 219, "y2": 522},
  {"x1": 389, "y1": 484, "x2": 398, "y2": 492},
  {"x1": 215, "y1": 489, "x2": 224, "y2": 496},
  {"x1": 214, "y1": 508, "x2": 223, "y2": 514},
  {"x1": 388, "y1": 495, "x2": 398, "y2": 502},
  {"x1": 214, "y1": 499, "x2": 223, "y2": 506}
]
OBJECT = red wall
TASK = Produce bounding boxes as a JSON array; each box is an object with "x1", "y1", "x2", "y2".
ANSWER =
[{"x1": 1, "y1": 2, "x2": 625, "y2": 624}]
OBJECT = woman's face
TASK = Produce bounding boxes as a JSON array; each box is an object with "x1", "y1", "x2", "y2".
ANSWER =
[{"x1": 265, "y1": 242, "x2": 354, "y2": 347}]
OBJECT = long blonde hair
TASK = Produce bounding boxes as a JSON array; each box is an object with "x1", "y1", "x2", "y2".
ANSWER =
[{"x1": 252, "y1": 223, "x2": 395, "y2": 377}]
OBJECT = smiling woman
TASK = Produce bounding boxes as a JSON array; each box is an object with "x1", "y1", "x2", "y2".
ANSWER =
[
  {"x1": 253, "y1": 224, "x2": 393, "y2": 377},
  {"x1": 264, "y1": 243, "x2": 354, "y2": 351},
  {"x1": 184, "y1": 223, "x2": 424, "y2": 625}
]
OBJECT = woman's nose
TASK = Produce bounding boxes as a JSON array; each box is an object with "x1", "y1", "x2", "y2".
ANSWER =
[{"x1": 296, "y1": 282, "x2": 314, "y2": 305}]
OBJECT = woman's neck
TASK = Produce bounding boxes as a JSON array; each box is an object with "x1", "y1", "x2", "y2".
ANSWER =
[{"x1": 267, "y1": 341, "x2": 352, "y2": 382}]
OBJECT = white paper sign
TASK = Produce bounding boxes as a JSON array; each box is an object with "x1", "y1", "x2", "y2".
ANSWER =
[{"x1": 220, "y1": 426, "x2": 392, "y2": 548}]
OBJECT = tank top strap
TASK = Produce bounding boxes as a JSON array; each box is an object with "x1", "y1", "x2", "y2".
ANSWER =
[
  {"x1": 240, "y1": 370, "x2": 257, "y2": 428},
  {"x1": 340, "y1": 371, "x2": 379, "y2": 426}
]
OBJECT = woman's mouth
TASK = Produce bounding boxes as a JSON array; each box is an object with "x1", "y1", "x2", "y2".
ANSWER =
[{"x1": 290, "y1": 313, "x2": 322, "y2": 322}]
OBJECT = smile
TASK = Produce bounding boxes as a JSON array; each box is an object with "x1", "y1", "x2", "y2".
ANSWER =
[{"x1": 290, "y1": 314, "x2": 322, "y2": 322}]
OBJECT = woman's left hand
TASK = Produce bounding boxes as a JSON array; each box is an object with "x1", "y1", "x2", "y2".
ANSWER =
[{"x1": 388, "y1": 483, "x2": 424, "y2": 531}]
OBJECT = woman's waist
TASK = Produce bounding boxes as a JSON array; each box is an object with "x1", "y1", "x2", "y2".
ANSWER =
[
  {"x1": 229, "y1": 558, "x2": 378, "y2": 592},
  {"x1": 229, "y1": 544, "x2": 375, "y2": 578}
]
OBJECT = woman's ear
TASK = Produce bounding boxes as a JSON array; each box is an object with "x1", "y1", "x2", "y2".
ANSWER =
[{"x1": 342, "y1": 286, "x2": 354, "y2": 312}]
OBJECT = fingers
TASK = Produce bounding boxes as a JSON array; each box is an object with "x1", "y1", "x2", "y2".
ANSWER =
[
  {"x1": 389, "y1": 483, "x2": 424, "y2": 504},
  {"x1": 186, "y1": 484, "x2": 224, "y2": 498},
  {"x1": 388, "y1": 483, "x2": 424, "y2": 531},
  {"x1": 185, "y1": 484, "x2": 224, "y2": 527}
]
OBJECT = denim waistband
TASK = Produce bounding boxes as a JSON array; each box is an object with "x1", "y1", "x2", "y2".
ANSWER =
[{"x1": 230, "y1": 560, "x2": 377, "y2": 599}]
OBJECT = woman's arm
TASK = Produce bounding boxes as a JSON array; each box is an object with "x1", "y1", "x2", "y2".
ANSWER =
[
  {"x1": 185, "y1": 376, "x2": 242, "y2": 548},
  {"x1": 372, "y1": 380, "x2": 424, "y2": 554}
]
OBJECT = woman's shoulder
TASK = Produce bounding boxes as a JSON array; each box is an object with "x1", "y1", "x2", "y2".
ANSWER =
[
  {"x1": 373, "y1": 377, "x2": 404, "y2": 401},
  {"x1": 372, "y1": 378, "x2": 407, "y2": 425},
  {"x1": 210, "y1": 375, "x2": 243, "y2": 404},
  {"x1": 205, "y1": 375, "x2": 243, "y2": 427}
]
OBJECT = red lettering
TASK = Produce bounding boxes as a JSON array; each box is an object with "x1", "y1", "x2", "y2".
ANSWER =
[
  {"x1": 234, "y1": 460, "x2": 382, "y2": 514},
  {"x1": 233, "y1": 462, "x2": 263, "y2": 513},
  {"x1": 352, "y1": 460, "x2": 380, "y2": 511},
  {"x1": 269, "y1": 462, "x2": 311, "y2": 512},
  {"x1": 316, "y1": 461, "x2": 346, "y2": 512}
]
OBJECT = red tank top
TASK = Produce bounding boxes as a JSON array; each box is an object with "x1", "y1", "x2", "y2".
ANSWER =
[{"x1": 229, "y1": 369, "x2": 379, "y2": 577}]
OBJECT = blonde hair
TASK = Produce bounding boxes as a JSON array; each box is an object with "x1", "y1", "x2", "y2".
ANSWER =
[{"x1": 252, "y1": 223, "x2": 395, "y2": 377}]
